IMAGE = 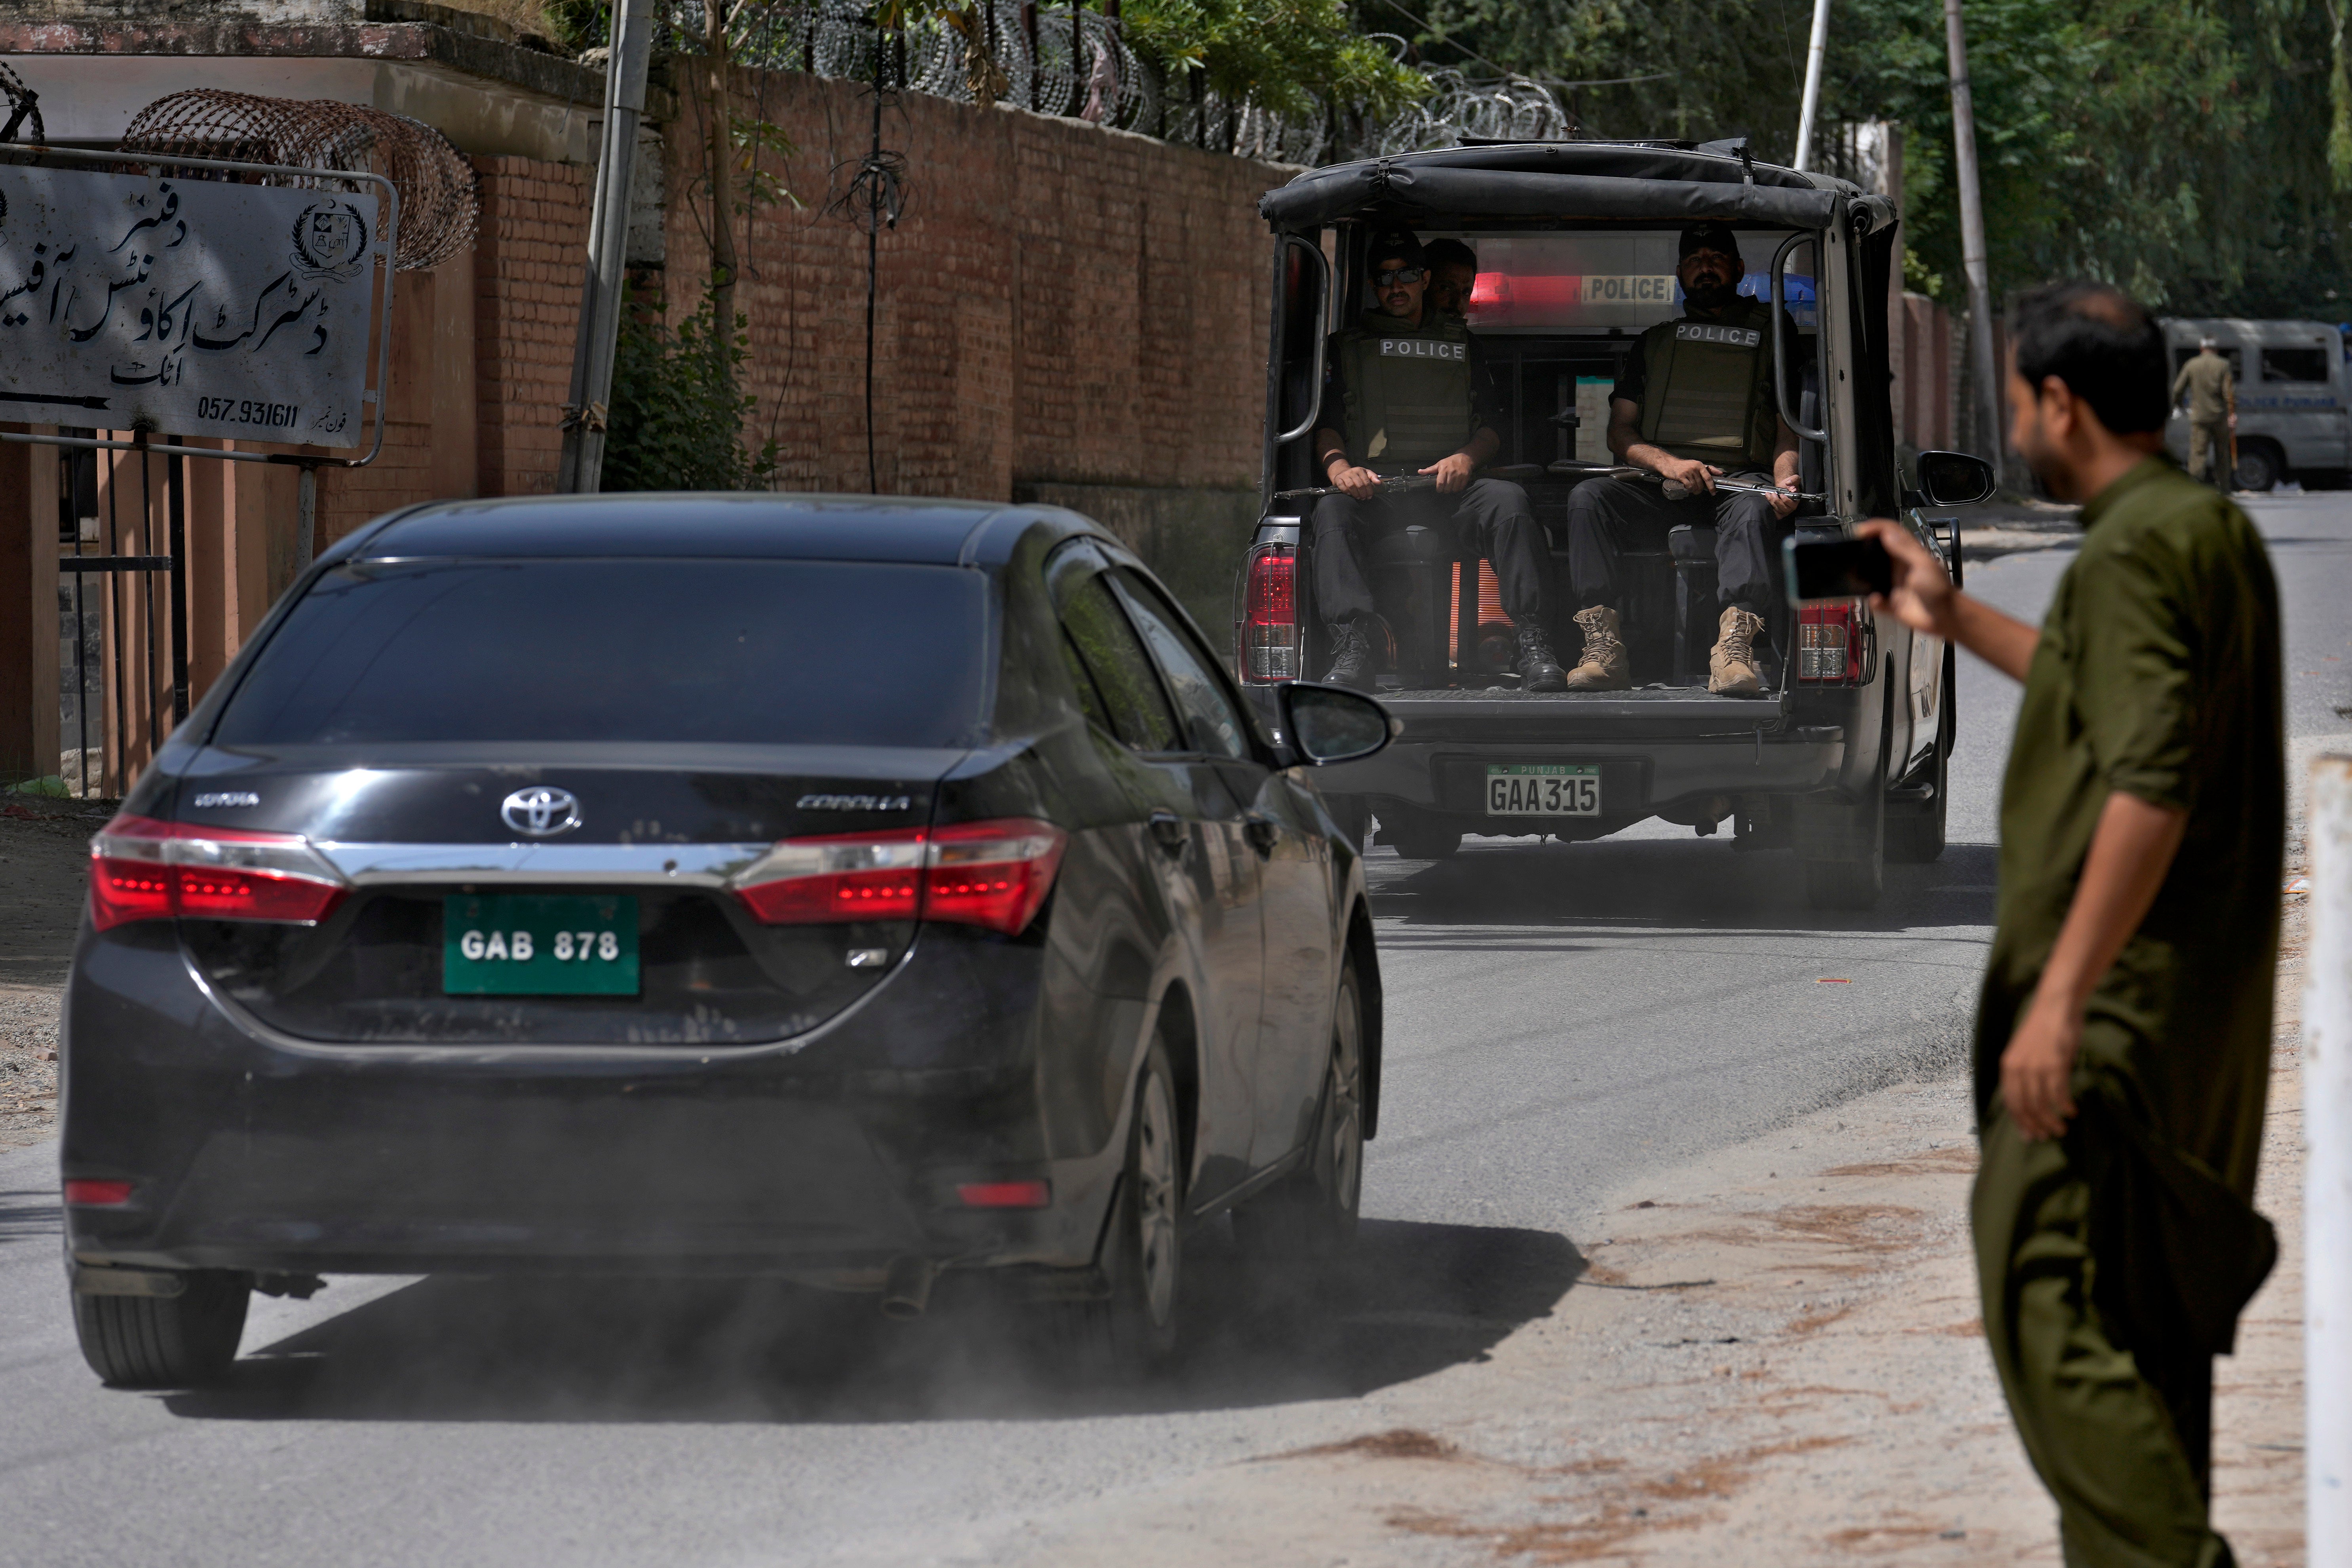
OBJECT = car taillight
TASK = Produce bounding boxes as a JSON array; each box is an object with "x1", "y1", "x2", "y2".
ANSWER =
[
  {"x1": 731, "y1": 817, "x2": 1068, "y2": 936},
  {"x1": 1241, "y1": 543, "x2": 1299, "y2": 683},
  {"x1": 89, "y1": 815, "x2": 350, "y2": 931},
  {"x1": 728, "y1": 827, "x2": 928, "y2": 924},
  {"x1": 1796, "y1": 604, "x2": 1863, "y2": 684},
  {"x1": 64, "y1": 1179, "x2": 135, "y2": 1207},
  {"x1": 956, "y1": 1179, "x2": 1051, "y2": 1208}
]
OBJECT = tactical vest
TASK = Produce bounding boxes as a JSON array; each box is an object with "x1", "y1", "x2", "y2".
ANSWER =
[
  {"x1": 1636, "y1": 299, "x2": 1782, "y2": 469},
  {"x1": 1337, "y1": 312, "x2": 1477, "y2": 474}
]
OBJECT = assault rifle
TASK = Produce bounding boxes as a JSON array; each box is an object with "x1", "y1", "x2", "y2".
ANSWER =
[
  {"x1": 1272, "y1": 472, "x2": 1443, "y2": 502},
  {"x1": 1548, "y1": 458, "x2": 1822, "y2": 504},
  {"x1": 1275, "y1": 462, "x2": 1821, "y2": 505}
]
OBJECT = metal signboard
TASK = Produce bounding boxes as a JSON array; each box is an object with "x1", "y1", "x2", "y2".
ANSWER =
[{"x1": 0, "y1": 163, "x2": 384, "y2": 448}]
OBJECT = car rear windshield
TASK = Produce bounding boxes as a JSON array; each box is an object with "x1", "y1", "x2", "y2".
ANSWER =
[{"x1": 212, "y1": 559, "x2": 990, "y2": 748}]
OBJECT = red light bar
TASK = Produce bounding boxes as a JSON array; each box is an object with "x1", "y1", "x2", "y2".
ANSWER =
[
  {"x1": 732, "y1": 818, "x2": 1068, "y2": 935},
  {"x1": 64, "y1": 1180, "x2": 134, "y2": 1207},
  {"x1": 956, "y1": 1180, "x2": 1051, "y2": 1209},
  {"x1": 89, "y1": 815, "x2": 350, "y2": 931}
]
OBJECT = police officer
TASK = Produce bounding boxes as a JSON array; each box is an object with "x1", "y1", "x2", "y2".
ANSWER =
[
  {"x1": 2170, "y1": 334, "x2": 2237, "y2": 490},
  {"x1": 1311, "y1": 230, "x2": 1564, "y2": 692},
  {"x1": 1425, "y1": 237, "x2": 1480, "y2": 320},
  {"x1": 1559, "y1": 221, "x2": 1803, "y2": 696}
]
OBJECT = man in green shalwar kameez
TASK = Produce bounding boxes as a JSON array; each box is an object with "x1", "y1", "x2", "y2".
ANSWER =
[{"x1": 1864, "y1": 283, "x2": 2281, "y2": 1568}]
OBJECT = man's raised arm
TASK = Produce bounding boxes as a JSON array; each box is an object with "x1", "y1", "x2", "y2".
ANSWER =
[{"x1": 1855, "y1": 519, "x2": 2040, "y2": 682}]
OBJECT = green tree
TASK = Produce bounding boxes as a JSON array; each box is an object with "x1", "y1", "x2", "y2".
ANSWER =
[
  {"x1": 1124, "y1": 0, "x2": 1426, "y2": 122},
  {"x1": 603, "y1": 284, "x2": 780, "y2": 491},
  {"x1": 1389, "y1": 0, "x2": 2352, "y2": 318}
]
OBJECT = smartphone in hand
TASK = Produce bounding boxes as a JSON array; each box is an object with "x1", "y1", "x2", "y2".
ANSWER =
[{"x1": 1783, "y1": 535, "x2": 1893, "y2": 604}]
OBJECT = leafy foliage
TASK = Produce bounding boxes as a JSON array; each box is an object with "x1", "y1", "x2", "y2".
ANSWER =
[
  {"x1": 603, "y1": 285, "x2": 780, "y2": 492},
  {"x1": 1383, "y1": 0, "x2": 2352, "y2": 319},
  {"x1": 1120, "y1": 0, "x2": 1426, "y2": 122}
]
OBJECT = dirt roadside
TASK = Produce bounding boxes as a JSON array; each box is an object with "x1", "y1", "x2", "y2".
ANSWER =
[
  {"x1": 968, "y1": 935, "x2": 2306, "y2": 1567},
  {"x1": 0, "y1": 794, "x2": 105, "y2": 1152}
]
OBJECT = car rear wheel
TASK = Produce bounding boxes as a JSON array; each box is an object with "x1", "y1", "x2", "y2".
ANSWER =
[
  {"x1": 2234, "y1": 441, "x2": 2283, "y2": 493},
  {"x1": 1382, "y1": 813, "x2": 1460, "y2": 860},
  {"x1": 1050, "y1": 1040, "x2": 1186, "y2": 1374},
  {"x1": 71, "y1": 1270, "x2": 249, "y2": 1388},
  {"x1": 1234, "y1": 956, "x2": 1365, "y2": 1263},
  {"x1": 1323, "y1": 793, "x2": 1371, "y2": 851},
  {"x1": 1886, "y1": 666, "x2": 1953, "y2": 865}
]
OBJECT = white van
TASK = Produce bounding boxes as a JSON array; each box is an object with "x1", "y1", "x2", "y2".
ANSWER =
[{"x1": 2162, "y1": 317, "x2": 2351, "y2": 492}]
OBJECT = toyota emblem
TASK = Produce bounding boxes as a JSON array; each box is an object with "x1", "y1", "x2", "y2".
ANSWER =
[{"x1": 500, "y1": 786, "x2": 582, "y2": 838}]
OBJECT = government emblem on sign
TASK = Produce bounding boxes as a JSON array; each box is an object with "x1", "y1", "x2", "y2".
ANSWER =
[
  {"x1": 500, "y1": 787, "x2": 582, "y2": 838},
  {"x1": 290, "y1": 200, "x2": 369, "y2": 281}
]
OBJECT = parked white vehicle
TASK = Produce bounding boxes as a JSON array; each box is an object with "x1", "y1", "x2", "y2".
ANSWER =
[{"x1": 2162, "y1": 317, "x2": 2352, "y2": 492}]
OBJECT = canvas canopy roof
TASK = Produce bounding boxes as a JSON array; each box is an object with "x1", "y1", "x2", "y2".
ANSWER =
[{"x1": 1260, "y1": 141, "x2": 1893, "y2": 234}]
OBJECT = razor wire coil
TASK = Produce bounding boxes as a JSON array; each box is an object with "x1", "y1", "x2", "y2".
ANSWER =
[
  {"x1": 667, "y1": 0, "x2": 1566, "y2": 162},
  {"x1": 116, "y1": 89, "x2": 479, "y2": 271}
]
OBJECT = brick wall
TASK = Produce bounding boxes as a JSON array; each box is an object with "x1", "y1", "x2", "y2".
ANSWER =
[
  {"x1": 663, "y1": 68, "x2": 1282, "y2": 498},
  {"x1": 1894, "y1": 291, "x2": 1958, "y2": 455},
  {"x1": 473, "y1": 155, "x2": 591, "y2": 499},
  {"x1": 300, "y1": 79, "x2": 1287, "y2": 591}
]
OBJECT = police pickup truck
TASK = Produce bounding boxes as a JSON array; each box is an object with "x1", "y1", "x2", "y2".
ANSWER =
[{"x1": 1231, "y1": 141, "x2": 1993, "y2": 909}]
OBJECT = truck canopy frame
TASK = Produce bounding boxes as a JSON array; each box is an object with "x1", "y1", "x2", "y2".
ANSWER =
[{"x1": 1259, "y1": 141, "x2": 1895, "y2": 236}]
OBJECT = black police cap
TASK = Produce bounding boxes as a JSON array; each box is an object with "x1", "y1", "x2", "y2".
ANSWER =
[
  {"x1": 1678, "y1": 222, "x2": 1742, "y2": 263},
  {"x1": 1366, "y1": 229, "x2": 1426, "y2": 268}
]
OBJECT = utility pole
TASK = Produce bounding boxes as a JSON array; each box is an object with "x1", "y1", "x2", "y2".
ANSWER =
[
  {"x1": 1792, "y1": 0, "x2": 1831, "y2": 171},
  {"x1": 704, "y1": 0, "x2": 740, "y2": 354},
  {"x1": 2314, "y1": 758, "x2": 2352, "y2": 1568},
  {"x1": 1943, "y1": 0, "x2": 2002, "y2": 479},
  {"x1": 557, "y1": 0, "x2": 656, "y2": 494}
]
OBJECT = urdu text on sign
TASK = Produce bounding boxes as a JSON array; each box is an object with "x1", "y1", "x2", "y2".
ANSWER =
[{"x1": 0, "y1": 165, "x2": 380, "y2": 447}]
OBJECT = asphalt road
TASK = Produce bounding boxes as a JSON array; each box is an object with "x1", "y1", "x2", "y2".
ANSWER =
[{"x1": 3, "y1": 492, "x2": 2343, "y2": 1567}]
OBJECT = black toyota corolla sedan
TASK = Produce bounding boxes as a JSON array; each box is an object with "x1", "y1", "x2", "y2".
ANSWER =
[{"x1": 59, "y1": 494, "x2": 1392, "y2": 1387}]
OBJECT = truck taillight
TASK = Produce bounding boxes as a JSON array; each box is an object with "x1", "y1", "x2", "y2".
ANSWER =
[
  {"x1": 89, "y1": 815, "x2": 350, "y2": 931},
  {"x1": 731, "y1": 818, "x2": 1068, "y2": 936},
  {"x1": 1241, "y1": 544, "x2": 1299, "y2": 683},
  {"x1": 1796, "y1": 604, "x2": 1863, "y2": 684}
]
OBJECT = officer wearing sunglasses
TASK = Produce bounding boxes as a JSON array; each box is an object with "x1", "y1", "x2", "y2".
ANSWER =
[{"x1": 1310, "y1": 229, "x2": 1565, "y2": 693}]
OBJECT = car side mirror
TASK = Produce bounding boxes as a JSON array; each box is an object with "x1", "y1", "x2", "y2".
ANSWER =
[
  {"x1": 1278, "y1": 682, "x2": 1395, "y2": 766},
  {"x1": 1914, "y1": 450, "x2": 1996, "y2": 507}
]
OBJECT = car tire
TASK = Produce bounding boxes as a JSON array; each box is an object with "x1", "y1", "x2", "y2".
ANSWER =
[
  {"x1": 1050, "y1": 1039, "x2": 1186, "y2": 1375},
  {"x1": 71, "y1": 1271, "x2": 249, "y2": 1388},
  {"x1": 1386, "y1": 822, "x2": 1460, "y2": 860},
  {"x1": 1234, "y1": 956, "x2": 1366, "y2": 1264},
  {"x1": 1886, "y1": 669, "x2": 1952, "y2": 865},
  {"x1": 2234, "y1": 441, "x2": 2282, "y2": 494},
  {"x1": 1325, "y1": 794, "x2": 1371, "y2": 851}
]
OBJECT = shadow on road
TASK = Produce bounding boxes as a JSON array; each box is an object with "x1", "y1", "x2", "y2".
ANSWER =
[
  {"x1": 160, "y1": 1217, "x2": 1582, "y2": 1425},
  {"x1": 1368, "y1": 837, "x2": 1998, "y2": 939},
  {"x1": 0, "y1": 1181, "x2": 57, "y2": 1247}
]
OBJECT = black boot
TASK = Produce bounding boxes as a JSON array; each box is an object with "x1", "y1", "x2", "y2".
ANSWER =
[
  {"x1": 1515, "y1": 625, "x2": 1567, "y2": 693},
  {"x1": 1323, "y1": 619, "x2": 1375, "y2": 691}
]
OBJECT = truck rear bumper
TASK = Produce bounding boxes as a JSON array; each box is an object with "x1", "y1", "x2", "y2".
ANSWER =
[{"x1": 1308, "y1": 697, "x2": 1845, "y2": 816}]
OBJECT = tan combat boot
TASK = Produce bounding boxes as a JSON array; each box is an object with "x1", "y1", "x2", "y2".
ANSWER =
[
  {"x1": 1564, "y1": 605, "x2": 1630, "y2": 691},
  {"x1": 1709, "y1": 606, "x2": 1767, "y2": 696}
]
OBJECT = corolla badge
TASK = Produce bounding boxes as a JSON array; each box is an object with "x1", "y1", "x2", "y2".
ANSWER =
[{"x1": 500, "y1": 786, "x2": 582, "y2": 838}]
